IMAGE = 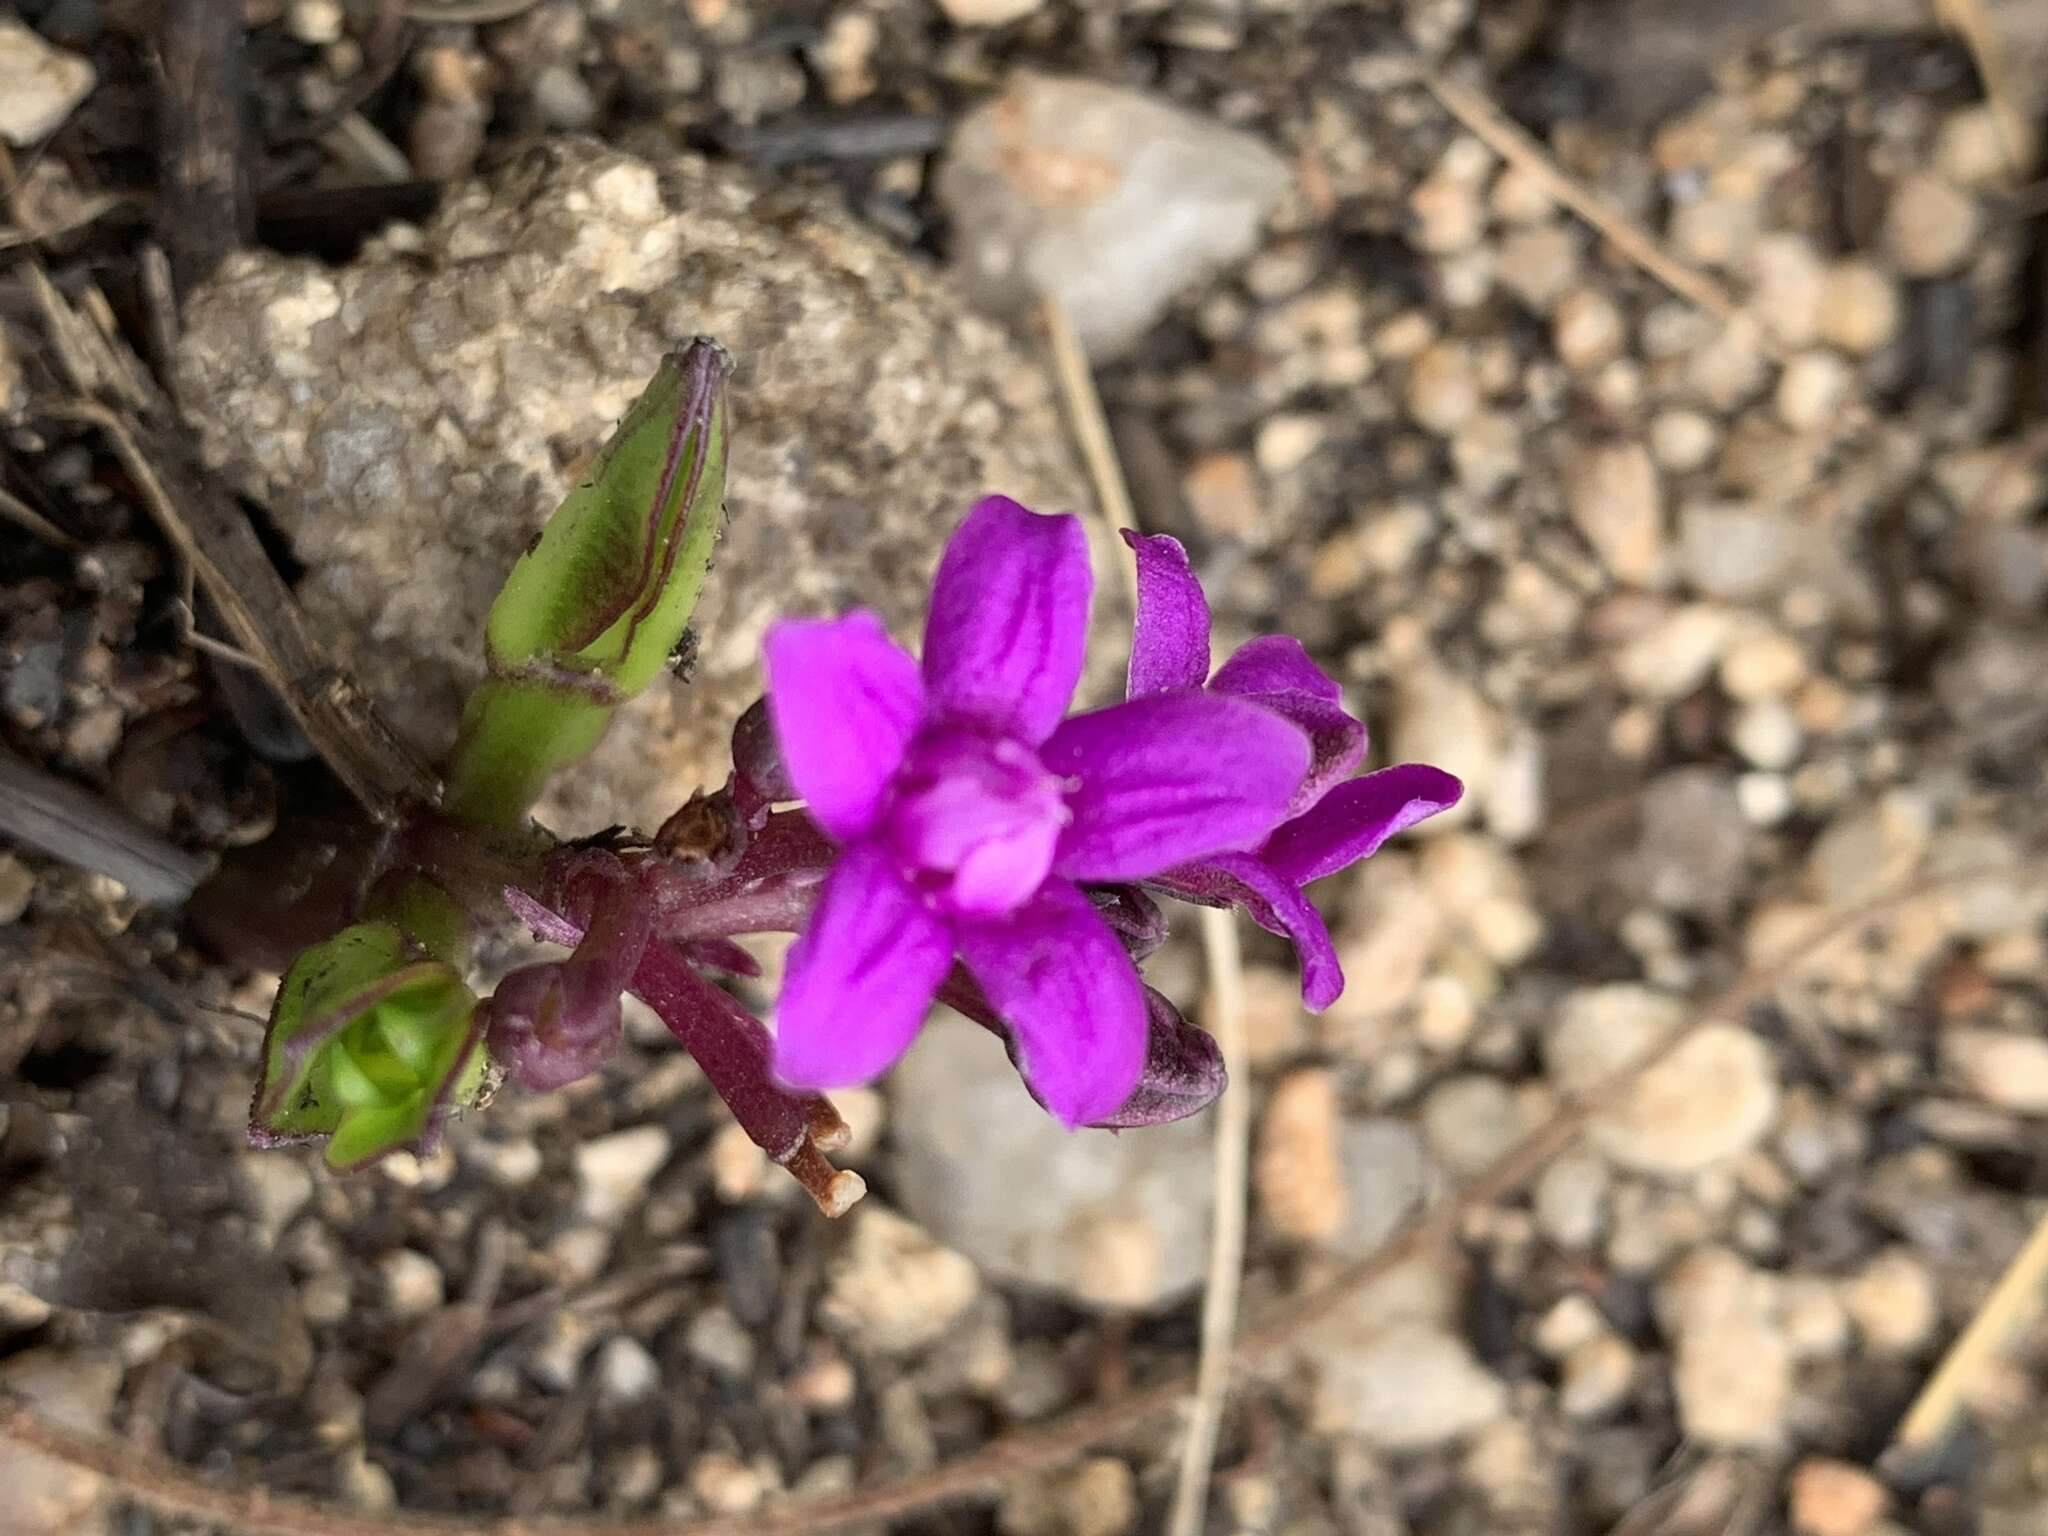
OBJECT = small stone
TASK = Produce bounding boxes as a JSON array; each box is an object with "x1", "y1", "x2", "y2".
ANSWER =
[
  {"x1": 1489, "y1": 165, "x2": 1554, "y2": 223},
  {"x1": 690, "y1": 1451, "x2": 765, "y2": 1515},
  {"x1": 1534, "y1": 1153, "x2": 1609, "y2": 1248},
  {"x1": 285, "y1": 0, "x2": 345, "y2": 46},
  {"x1": 1789, "y1": 1459, "x2": 1888, "y2": 1536},
  {"x1": 1819, "y1": 262, "x2": 1901, "y2": 354},
  {"x1": 685, "y1": 1306, "x2": 757, "y2": 1379},
  {"x1": 1650, "y1": 409, "x2": 1718, "y2": 473},
  {"x1": 1688, "y1": 315, "x2": 1769, "y2": 410},
  {"x1": 239, "y1": 1152, "x2": 313, "y2": 1245},
  {"x1": 1775, "y1": 350, "x2": 1852, "y2": 433},
  {"x1": 810, "y1": 11, "x2": 878, "y2": 103},
  {"x1": 1679, "y1": 502, "x2": 1800, "y2": 600},
  {"x1": 1182, "y1": 452, "x2": 1262, "y2": 540},
  {"x1": 1332, "y1": 1119, "x2": 1433, "y2": 1258},
  {"x1": 1239, "y1": 965, "x2": 1309, "y2": 1065},
  {"x1": 0, "y1": 1350, "x2": 123, "y2": 1534},
  {"x1": 339, "y1": 1450, "x2": 396, "y2": 1512},
  {"x1": 1731, "y1": 700, "x2": 1801, "y2": 770},
  {"x1": 1410, "y1": 174, "x2": 1485, "y2": 254},
  {"x1": 1773, "y1": 1274, "x2": 1849, "y2": 1361},
  {"x1": 1533, "y1": 1294, "x2": 1606, "y2": 1356},
  {"x1": 595, "y1": 1334, "x2": 660, "y2": 1404},
  {"x1": 1721, "y1": 628, "x2": 1808, "y2": 701},
  {"x1": 1669, "y1": 195, "x2": 1758, "y2": 272},
  {"x1": 0, "y1": 19, "x2": 96, "y2": 146},
  {"x1": 1554, "y1": 288, "x2": 1627, "y2": 372},
  {"x1": 1559, "y1": 1334, "x2": 1636, "y2": 1420},
  {"x1": 574, "y1": 1124, "x2": 672, "y2": 1220},
  {"x1": 464, "y1": 1135, "x2": 543, "y2": 1188},
  {"x1": 1614, "y1": 604, "x2": 1735, "y2": 699},
  {"x1": 1060, "y1": 1457, "x2": 1139, "y2": 1536},
  {"x1": 1844, "y1": 1248, "x2": 1939, "y2": 1355},
  {"x1": 1629, "y1": 768, "x2": 1750, "y2": 916},
  {"x1": 1566, "y1": 439, "x2": 1664, "y2": 585},
  {"x1": 936, "y1": 0, "x2": 1043, "y2": 25},
  {"x1": 1497, "y1": 224, "x2": 1580, "y2": 311},
  {"x1": 1450, "y1": 411, "x2": 1522, "y2": 498},
  {"x1": 1749, "y1": 233, "x2": 1826, "y2": 349},
  {"x1": 1255, "y1": 412, "x2": 1326, "y2": 475},
  {"x1": 1257, "y1": 1069, "x2": 1346, "y2": 1243},
  {"x1": 822, "y1": 1203, "x2": 978, "y2": 1354},
  {"x1": 378, "y1": 1248, "x2": 444, "y2": 1319},
  {"x1": 1935, "y1": 103, "x2": 2034, "y2": 188},
  {"x1": 1420, "y1": 1074, "x2": 1519, "y2": 1177},
  {"x1": 1804, "y1": 792, "x2": 1932, "y2": 907},
  {"x1": 708, "y1": 1121, "x2": 770, "y2": 1203},
  {"x1": 531, "y1": 64, "x2": 599, "y2": 131},
  {"x1": 1883, "y1": 174, "x2": 1981, "y2": 278},
  {"x1": 1389, "y1": 661, "x2": 1498, "y2": 821},
  {"x1": 1548, "y1": 990, "x2": 1779, "y2": 1175},
  {"x1": 1673, "y1": 1316, "x2": 1791, "y2": 1447},
  {"x1": 1313, "y1": 1324, "x2": 1508, "y2": 1448},
  {"x1": 940, "y1": 73, "x2": 1286, "y2": 359},
  {"x1": 1942, "y1": 1029, "x2": 2048, "y2": 1114},
  {"x1": 1405, "y1": 342, "x2": 1480, "y2": 434}
]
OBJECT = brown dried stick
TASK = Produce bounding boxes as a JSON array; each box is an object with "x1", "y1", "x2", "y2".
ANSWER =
[
  {"x1": 0, "y1": 863, "x2": 2020, "y2": 1536},
  {"x1": 159, "y1": 0, "x2": 254, "y2": 291},
  {"x1": 1420, "y1": 69, "x2": 1739, "y2": 322},
  {"x1": 0, "y1": 745, "x2": 211, "y2": 904},
  {"x1": 54, "y1": 400, "x2": 440, "y2": 823}
]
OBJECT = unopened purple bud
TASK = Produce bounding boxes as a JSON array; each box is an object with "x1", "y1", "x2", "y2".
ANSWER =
[
  {"x1": 730, "y1": 696, "x2": 793, "y2": 826},
  {"x1": 486, "y1": 961, "x2": 622, "y2": 1091},
  {"x1": 488, "y1": 849, "x2": 653, "y2": 1091}
]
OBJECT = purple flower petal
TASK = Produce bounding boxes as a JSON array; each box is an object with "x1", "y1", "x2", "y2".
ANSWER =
[
  {"x1": 956, "y1": 877, "x2": 1147, "y2": 1126},
  {"x1": 922, "y1": 496, "x2": 1092, "y2": 745},
  {"x1": 763, "y1": 612, "x2": 923, "y2": 841},
  {"x1": 773, "y1": 841, "x2": 953, "y2": 1090},
  {"x1": 1157, "y1": 853, "x2": 1345, "y2": 1011},
  {"x1": 1210, "y1": 634, "x2": 1344, "y2": 703},
  {"x1": 1121, "y1": 530, "x2": 1211, "y2": 698},
  {"x1": 1262, "y1": 764, "x2": 1465, "y2": 888},
  {"x1": 1207, "y1": 636, "x2": 1364, "y2": 812},
  {"x1": 1044, "y1": 692, "x2": 1309, "y2": 882},
  {"x1": 1253, "y1": 691, "x2": 1368, "y2": 814}
]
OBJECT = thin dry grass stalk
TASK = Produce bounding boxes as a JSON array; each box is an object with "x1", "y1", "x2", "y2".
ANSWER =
[{"x1": 1419, "y1": 69, "x2": 1740, "y2": 323}]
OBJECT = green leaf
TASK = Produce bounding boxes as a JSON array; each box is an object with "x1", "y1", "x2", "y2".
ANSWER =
[
  {"x1": 252, "y1": 920, "x2": 486, "y2": 1169},
  {"x1": 442, "y1": 340, "x2": 731, "y2": 827}
]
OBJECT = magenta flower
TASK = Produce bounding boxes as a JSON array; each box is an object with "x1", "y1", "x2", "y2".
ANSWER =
[
  {"x1": 762, "y1": 497, "x2": 1311, "y2": 1124},
  {"x1": 1122, "y1": 532, "x2": 1464, "y2": 1010}
]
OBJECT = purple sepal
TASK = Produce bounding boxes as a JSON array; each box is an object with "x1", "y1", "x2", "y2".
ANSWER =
[
  {"x1": 937, "y1": 968, "x2": 1225, "y2": 1128},
  {"x1": 485, "y1": 850, "x2": 653, "y2": 1091}
]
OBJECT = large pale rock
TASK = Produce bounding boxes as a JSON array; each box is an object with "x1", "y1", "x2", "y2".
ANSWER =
[
  {"x1": 889, "y1": 1020, "x2": 1213, "y2": 1311},
  {"x1": 176, "y1": 140, "x2": 1085, "y2": 835},
  {"x1": 939, "y1": 73, "x2": 1287, "y2": 360}
]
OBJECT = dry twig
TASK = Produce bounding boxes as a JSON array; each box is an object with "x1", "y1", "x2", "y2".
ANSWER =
[
  {"x1": 1419, "y1": 69, "x2": 1739, "y2": 322},
  {"x1": 1166, "y1": 905, "x2": 1251, "y2": 1536},
  {"x1": 1, "y1": 863, "x2": 2020, "y2": 1536},
  {"x1": 1890, "y1": 1206, "x2": 2048, "y2": 1453},
  {"x1": 1041, "y1": 294, "x2": 1141, "y2": 614},
  {"x1": 0, "y1": 744, "x2": 212, "y2": 905}
]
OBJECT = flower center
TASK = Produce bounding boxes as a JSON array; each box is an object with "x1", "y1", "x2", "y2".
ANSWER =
[{"x1": 886, "y1": 727, "x2": 1068, "y2": 916}]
